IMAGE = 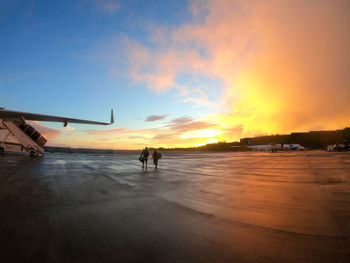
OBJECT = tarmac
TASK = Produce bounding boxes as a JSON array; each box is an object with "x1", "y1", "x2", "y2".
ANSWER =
[{"x1": 0, "y1": 150, "x2": 349, "y2": 262}]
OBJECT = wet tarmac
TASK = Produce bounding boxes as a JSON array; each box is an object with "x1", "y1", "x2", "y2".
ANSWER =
[{"x1": 0, "y1": 151, "x2": 349, "y2": 262}]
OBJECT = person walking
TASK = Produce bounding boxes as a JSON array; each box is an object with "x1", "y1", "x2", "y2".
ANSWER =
[
  {"x1": 140, "y1": 147, "x2": 149, "y2": 169},
  {"x1": 152, "y1": 149, "x2": 161, "y2": 168}
]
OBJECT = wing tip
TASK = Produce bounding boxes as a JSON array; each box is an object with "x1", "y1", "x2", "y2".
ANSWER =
[{"x1": 110, "y1": 108, "x2": 114, "y2": 124}]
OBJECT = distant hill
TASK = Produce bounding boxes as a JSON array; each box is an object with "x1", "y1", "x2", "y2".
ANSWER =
[
  {"x1": 45, "y1": 127, "x2": 350, "y2": 153},
  {"x1": 163, "y1": 127, "x2": 350, "y2": 151},
  {"x1": 160, "y1": 142, "x2": 245, "y2": 152},
  {"x1": 45, "y1": 146, "x2": 138, "y2": 154}
]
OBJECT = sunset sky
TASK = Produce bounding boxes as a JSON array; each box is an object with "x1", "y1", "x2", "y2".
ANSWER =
[{"x1": 1, "y1": 0, "x2": 350, "y2": 149}]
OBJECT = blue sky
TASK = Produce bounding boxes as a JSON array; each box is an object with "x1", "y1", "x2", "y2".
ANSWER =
[
  {"x1": 1, "y1": 0, "x2": 349, "y2": 149},
  {"x1": 1, "y1": 1, "x2": 217, "y2": 135}
]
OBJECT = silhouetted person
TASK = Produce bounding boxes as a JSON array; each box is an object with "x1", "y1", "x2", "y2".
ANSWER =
[
  {"x1": 140, "y1": 147, "x2": 149, "y2": 169},
  {"x1": 152, "y1": 149, "x2": 160, "y2": 168}
]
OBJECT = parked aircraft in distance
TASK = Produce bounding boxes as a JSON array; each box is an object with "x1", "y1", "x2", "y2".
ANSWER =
[
  {"x1": 0, "y1": 108, "x2": 114, "y2": 156},
  {"x1": 244, "y1": 139, "x2": 306, "y2": 152},
  {"x1": 247, "y1": 143, "x2": 306, "y2": 152}
]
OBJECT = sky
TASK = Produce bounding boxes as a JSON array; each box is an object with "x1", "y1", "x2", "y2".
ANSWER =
[{"x1": 1, "y1": 0, "x2": 350, "y2": 150}]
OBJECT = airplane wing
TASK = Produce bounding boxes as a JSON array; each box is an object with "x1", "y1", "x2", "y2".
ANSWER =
[{"x1": 0, "y1": 108, "x2": 114, "y2": 126}]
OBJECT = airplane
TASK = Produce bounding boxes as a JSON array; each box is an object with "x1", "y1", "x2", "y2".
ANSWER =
[{"x1": 0, "y1": 108, "x2": 114, "y2": 156}]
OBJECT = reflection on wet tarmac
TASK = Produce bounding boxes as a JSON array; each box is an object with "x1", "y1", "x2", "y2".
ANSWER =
[{"x1": 0, "y1": 151, "x2": 349, "y2": 262}]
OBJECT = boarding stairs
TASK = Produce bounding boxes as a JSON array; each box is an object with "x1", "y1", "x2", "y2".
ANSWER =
[{"x1": 0, "y1": 120, "x2": 46, "y2": 156}]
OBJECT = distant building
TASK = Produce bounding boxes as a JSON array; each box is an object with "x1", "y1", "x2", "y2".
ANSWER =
[{"x1": 240, "y1": 128, "x2": 350, "y2": 149}]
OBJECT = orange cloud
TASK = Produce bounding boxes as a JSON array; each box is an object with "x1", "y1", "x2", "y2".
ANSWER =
[
  {"x1": 57, "y1": 0, "x2": 350, "y2": 150},
  {"x1": 79, "y1": 116, "x2": 222, "y2": 149},
  {"x1": 87, "y1": 127, "x2": 131, "y2": 135},
  {"x1": 29, "y1": 121, "x2": 61, "y2": 139},
  {"x1": 166, "y1": 116, "x2": 216, "y2": 132},
  {"x1": 122, "y1": 0, "x2": 350, "y2": 140}
]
